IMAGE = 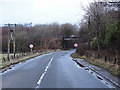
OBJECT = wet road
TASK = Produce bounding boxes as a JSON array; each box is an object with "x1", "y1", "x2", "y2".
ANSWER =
[{"x1": 1, "y1": 50, "x2": 113, "y2": 88}]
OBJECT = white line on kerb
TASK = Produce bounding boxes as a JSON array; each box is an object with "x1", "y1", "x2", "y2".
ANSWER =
[{"x1": 36, "y1": 57, "x2": 54, "y2": 87}]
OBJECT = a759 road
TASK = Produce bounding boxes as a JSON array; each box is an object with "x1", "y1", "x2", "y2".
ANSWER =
[{"x1": 1, "y1": 50, "x2": 114, "y2": 88}]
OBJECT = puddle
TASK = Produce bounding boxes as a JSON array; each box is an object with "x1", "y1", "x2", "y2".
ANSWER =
[
  {"x1": 106, "y1": 82, "x2": 108, "y2": 85},
  {"x1": 74, "y1": 60, "x2": 85, "y2": 67},
  {"x1": 90, "y1": 72, "x2": 94, "y2": 74},
  {"x1": 73, "y1": 59, "x2": 116, "y2": 89},
  {"x1": 85, "y1": 68, "x2": 89, "y2": 70},
  {"x1": 96, "y1": 75, "x2": 103, "y2": 80}
]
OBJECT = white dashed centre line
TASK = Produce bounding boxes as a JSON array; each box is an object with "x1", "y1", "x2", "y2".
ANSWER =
[{"x1": 36, "y1": 57, "x2": 54, "y2": 88}]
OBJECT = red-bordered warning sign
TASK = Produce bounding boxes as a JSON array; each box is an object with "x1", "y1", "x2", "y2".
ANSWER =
[
  {"x1": 29, "y1": 44, "x2": 33, "y2": 49},
  {"x1": 74, "y1": 43, "x2": 78, "y2": 48}
]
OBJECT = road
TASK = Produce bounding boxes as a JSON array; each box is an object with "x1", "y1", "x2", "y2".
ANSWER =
[{"x1": 1, "y1": 50, "x2": 113, "y2": 88}]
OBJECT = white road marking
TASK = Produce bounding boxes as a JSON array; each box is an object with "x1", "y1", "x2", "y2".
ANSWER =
[
  {"x1": 36, "y1": 57, "x2": 54, "y2": 87},
  {"x1": 45, "y1": 66, "x2": 49, "y2": 72},
  {"x1": 37, "y1": 72, "x2": 46, "y2": 85}
]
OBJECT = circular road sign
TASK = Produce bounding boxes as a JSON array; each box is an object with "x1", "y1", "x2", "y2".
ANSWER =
[
  {"x1": 74, "y1": 43, "x2": 78, "y2": 48},
  {"x1": 29, "y1": 44, "x2": 33, "y2": 49}
]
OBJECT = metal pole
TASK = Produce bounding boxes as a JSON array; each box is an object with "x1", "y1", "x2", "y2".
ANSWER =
[
  {"x1": 31, "y1": 48, "x2": 32, "y2": 54},
  {"x1": 13, "y1": 24, "x2": 16, "y2": 58},
  {"x1": 8, "y1": 23, "x2": 10, "y2": 61}
]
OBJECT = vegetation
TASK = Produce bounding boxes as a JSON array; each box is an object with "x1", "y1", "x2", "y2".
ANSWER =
[
  {"x1": 1, "y1": 23, "x2": 77, "y2": 67},
  {"x1": 2, "y1": 23, "x2": 77, "y2": 53},
  {"x1": 71, "y1": 52, "x2": 120, "y2": 77},
  {"x1": 105, "y1": 21, "x2": 120, "y2": 49},
  {"x1": 1, "y1": 0, "x2": 120, "y2": 77},
  {"x1": 76, "y1": 0, "x2": 120, "y2": 77}
]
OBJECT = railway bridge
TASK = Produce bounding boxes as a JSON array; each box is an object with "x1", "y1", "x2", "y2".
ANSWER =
[{"x1": 62, "y1": 37, "x2": 79, "y2": 49}]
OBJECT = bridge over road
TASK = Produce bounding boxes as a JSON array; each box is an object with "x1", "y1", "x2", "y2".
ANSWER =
[{"x1": 62, "y1": 37, "x2": 79, "y2": 50}]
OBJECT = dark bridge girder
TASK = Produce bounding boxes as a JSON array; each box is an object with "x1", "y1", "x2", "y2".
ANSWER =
[{"x1": 62, "y1": 37, "x2": 79, "y2": 50}]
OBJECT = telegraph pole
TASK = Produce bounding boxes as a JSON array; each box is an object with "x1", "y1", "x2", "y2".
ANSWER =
[
  {"x1": 6, "y1": 23, "x2": 16, "y2": 60},
  {"x1": 13, "y1": 24, "x2": 16, "y2": 58},
  {"x1": 8, "y1": 23, "x2": 10, "y2": 61}
]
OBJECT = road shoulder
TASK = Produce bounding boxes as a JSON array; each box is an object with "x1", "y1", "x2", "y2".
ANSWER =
[{"x1": 71, "y1": 53, "x2": 120, "y2": 89}]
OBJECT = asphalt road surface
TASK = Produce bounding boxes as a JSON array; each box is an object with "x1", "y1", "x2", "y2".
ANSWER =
[{"x1": 1, "y1": 50, "x2": 114, "y2": 88}]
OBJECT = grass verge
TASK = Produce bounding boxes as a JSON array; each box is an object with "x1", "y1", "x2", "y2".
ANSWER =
[
  {"x1": 0, "y1": 50, "x2": 57, "y2": 70},
  {"x1": 71, "y1": 52, "x2": 120, "y2": 77}
]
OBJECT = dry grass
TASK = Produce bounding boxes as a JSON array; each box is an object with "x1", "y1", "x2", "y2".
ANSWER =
[
  {"x1": 0, "y1": 53, "x2": 22, "y2": 62},
  {"x1": 71, "y1": 52, "x2": 120, "y2": 77},
  {"x1": 0, "y1": 53, "x2": 39, "y2": 69}
]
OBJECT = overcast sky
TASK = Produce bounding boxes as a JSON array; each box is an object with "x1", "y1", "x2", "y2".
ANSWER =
[{"x1": 0, "y1": 0, "x2": 95, "y2": 25}]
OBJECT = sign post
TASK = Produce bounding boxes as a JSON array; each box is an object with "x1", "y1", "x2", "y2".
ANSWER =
[
  {"x1": 74, "y1": 43, "x2": 78, "y2": 48},
  {"x1": 29, "y1": 44, "x2": 33, "y2": 53}
]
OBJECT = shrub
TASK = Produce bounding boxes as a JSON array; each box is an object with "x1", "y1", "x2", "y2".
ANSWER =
[
  {"x1": 90, "y1": 37, "x2": 98, "y2": 49},
  {"x1": 76, "y1": 43, "x2": 90, "y2": 56},
  {"x1": 105, "y1": 21, "x2": 120, "y2": 48}
]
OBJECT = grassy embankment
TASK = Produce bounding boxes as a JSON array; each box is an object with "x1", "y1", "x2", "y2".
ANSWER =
[
  {"x1": 0, "y1": 49, "x2": 61, "y2": 70},
  {"x1": 71, "y1": 52, "x2": 120, "y2": 77}
]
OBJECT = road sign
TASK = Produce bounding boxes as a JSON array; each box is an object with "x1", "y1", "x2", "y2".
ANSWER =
[
  {"x1": 74, "y1": 43, "x2": 78, "y2": 48},
  {"x1": 29, "y1": 44, "x2": 33, "y2": 49}
]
